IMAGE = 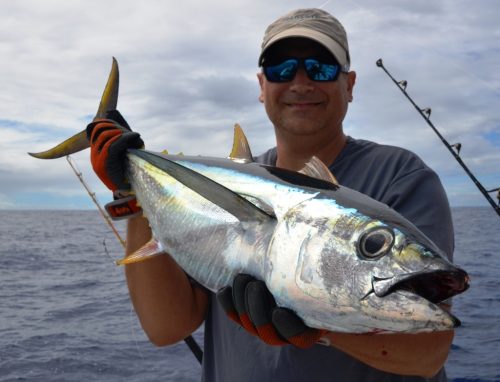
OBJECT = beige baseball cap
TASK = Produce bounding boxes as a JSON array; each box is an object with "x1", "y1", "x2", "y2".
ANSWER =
[{"x1": 259, "y1": 8, "x2": 350, "y2": 71}]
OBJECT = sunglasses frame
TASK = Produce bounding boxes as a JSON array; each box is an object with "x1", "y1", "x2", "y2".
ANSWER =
[{"x1": 261, "y1": 56, "x2": 345, "y2": 83}]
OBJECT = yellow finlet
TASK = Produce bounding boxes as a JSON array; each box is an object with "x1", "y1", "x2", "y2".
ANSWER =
[
  {"x1": 162, "y1": 149, "x2": 185, "y2": 156},
  {"x1": 299, "y1": 156, "x2": 340, "y2": 186},
  {"x1": 228, "y1": 124, "x2": 254, "y2": 163}
]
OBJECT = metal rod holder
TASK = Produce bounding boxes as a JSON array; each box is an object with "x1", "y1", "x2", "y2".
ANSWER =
[{"x1": 377, "y1": 58, "x2": 500, "y2": 217}]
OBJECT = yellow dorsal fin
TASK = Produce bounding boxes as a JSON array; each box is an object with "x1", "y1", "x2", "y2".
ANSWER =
[
  {"x1": 229, "y1": 124, "x2": 254, "y2": 163},
  {"x1": 299, "y1": 156, "x2": 340, "y2": 186}
]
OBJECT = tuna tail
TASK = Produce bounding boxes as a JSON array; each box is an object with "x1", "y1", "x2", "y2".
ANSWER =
[{"x1": 28, "y1": 57, "x2": 120, "y2": 159}]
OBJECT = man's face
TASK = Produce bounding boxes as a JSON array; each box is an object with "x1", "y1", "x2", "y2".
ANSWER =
[{"x1": 257, "y1": 38, "x2": 356, "y2": 138}]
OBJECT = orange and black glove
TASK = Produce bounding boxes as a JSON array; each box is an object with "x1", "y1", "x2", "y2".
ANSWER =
[
  {"x1": 86, "y1": 110, "x2": 144, "y2": 192},
  {"x1": 217, "y1": 274, "x2": 326, "y2": 348},
  {"x1": 86, "y1": 110, "x2": 144, "y2": 219}
]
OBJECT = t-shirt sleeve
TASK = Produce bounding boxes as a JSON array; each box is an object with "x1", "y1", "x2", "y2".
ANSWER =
[{"x1": 380, "y1": 167, "x2": 454, "y2": 261}]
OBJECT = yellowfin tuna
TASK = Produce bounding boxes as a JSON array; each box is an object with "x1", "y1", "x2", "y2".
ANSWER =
[{"x1": 29, "y1": 59, "x2": 469, "y2": 334}]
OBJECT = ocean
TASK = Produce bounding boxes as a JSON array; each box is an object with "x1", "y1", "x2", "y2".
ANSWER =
[{"x1": 0, "y1": 207, "x2": 499, "y2": 381}]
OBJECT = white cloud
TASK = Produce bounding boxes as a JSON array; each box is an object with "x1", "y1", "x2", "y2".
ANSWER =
[{"x1": 1, "y1": 0, "x2": 499, "y2": 209}]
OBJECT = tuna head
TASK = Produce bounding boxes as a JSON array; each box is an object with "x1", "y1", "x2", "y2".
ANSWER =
[{"x1": 267, "y1": 193, "x2": 469, "y2": 334}]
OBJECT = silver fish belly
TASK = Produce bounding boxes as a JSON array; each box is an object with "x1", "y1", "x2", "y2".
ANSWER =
[{"x1": 127, "y1": 150, "x2": 469, "y2": 334}]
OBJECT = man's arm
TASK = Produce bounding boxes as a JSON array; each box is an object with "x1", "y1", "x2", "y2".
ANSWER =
[
  {"x1": 219, "y1": 272, "x2": 453, "y2": 377},
  {"x1": 124, "y1": 211, "x2": 209, "y2": 346},
  {"x1": 324, "y1": 327, "x2": 454, "y2": 377},
  {"x1": 85, "y1": 113, "x2": 209, "y2": 346}
]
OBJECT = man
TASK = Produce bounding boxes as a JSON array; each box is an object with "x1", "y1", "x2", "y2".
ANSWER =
[{"x1": 87, "y1": 8, "x2": 455, "y2": 382}]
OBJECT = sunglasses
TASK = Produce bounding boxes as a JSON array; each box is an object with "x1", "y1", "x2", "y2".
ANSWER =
[{"x1": 262, "y1": 57, "x2": 344, "y2": 83}]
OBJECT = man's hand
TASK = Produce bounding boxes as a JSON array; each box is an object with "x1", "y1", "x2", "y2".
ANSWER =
[
  {"x1": 217, "y1": 274, "x2": 325, "y2": 348},
  {"x1": 217, "y1": 275, "x2": 452, "y2": 376},
  {"x1": 86, "y1": 110, "x2": 144, "y2": 192}
]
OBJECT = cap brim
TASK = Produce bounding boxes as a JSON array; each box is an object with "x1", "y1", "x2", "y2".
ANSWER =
[{"x1": 259, "y1": 27, "x2": 349, "y2": 70}]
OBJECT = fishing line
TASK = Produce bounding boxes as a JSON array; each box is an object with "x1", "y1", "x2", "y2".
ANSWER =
[
  {"x1": 66, "y1": 157, "x2": 148, "y2": 358},
  {"x1": 128, "y1": 303, "x2": 147, "y2": 361},
  {"x1": 66, "y1": 154, "x2": 204, "y2": 364},
  {"x1": 102, "y1": 239, "x2": 118, "y2": 263},
  {"x1": 317, "y1": 0, "x2": 332, "y2": 9},
  {"x1": 100, "y1": 240, "x2": 148, "y2": 361}
]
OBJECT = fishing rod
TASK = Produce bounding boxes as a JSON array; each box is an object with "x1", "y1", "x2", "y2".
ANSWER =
[
  {"x1": 66, "y1": 155, "x2": 126, "y2": 247},
  {"x1": 66, "y1": 155, "x2": 204, "y2": 364},
  {"x1": 376, "y1": 59, "x2": 500, "y2": 217}
]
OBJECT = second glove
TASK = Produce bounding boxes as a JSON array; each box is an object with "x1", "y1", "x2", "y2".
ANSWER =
[{"x1": 217, "y1": 274, "x2": 326, "y2": 348}]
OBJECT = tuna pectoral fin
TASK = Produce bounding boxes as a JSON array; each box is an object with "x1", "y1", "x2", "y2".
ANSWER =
[
  {"x1": 28, "y1": 130, "x2": 89, "y2": 159},
  {"x1": 130, "y1": 149, "x2": 275, "y2": 223},
  {"x1": 116, "y1": 238, "x2": 164, "y2": 265}
]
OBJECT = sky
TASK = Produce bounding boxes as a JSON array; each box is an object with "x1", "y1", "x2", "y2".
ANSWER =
[{"x1": 1, "y1": 0, "x2": 499, "y2": 210}]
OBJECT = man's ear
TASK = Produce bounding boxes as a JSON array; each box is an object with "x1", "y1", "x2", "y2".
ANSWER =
[
  {"x1": 347, "y1": 71, "x2": 356, "y2": 103},
  {"x1": 257, "y1": 72, "x2": 265, "y2": 103}
]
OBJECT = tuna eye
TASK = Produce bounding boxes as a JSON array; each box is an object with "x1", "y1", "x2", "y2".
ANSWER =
[{"x1": 358, "y1": 227, "x2": 394, "y2": 259}]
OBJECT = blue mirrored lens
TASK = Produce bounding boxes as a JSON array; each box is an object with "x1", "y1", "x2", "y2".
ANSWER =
[
  {"x1": 263, "y1": 58, "x2": 340, "y2": 83},
  {"x1": 304, "y1": 59, "x2": 339, "y2": 81},
  {"x1": 264, "y1": 59, "x2": 298, "y2": 82}
]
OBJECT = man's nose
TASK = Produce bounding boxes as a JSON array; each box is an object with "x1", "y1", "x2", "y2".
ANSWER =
[{"x1": 290, "y1": 68, "x2": 314, "y2": 93}]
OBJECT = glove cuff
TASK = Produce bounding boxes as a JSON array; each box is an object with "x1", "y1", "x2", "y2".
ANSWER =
[
  {"x1": 105, "y1": 195, "x2": 142, "y2": 220},
  {"x1": 113, "y1": 189, "x2": 135, "y2": 199}
]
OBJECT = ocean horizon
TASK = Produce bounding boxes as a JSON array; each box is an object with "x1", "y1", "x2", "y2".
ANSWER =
[{"x1": 1, "y1": 207, "x2": 499, "y2": 381}]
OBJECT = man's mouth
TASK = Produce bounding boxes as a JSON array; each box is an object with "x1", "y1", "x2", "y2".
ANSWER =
[{"x1": 285, "y1": 102, "x2": 322, "y2": 109}]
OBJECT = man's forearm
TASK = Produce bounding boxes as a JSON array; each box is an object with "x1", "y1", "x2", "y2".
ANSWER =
[
  {"x1": 323, "y1": 330, "x2": 454, "y2": 377},
  {"x1": 124, "y1": 214, "x2": 209, "y2": 346}
]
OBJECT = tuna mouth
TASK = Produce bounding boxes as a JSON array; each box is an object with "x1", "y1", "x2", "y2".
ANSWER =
[{"x1": 372, "y1": 268, "x2": 470, "y2": 304}]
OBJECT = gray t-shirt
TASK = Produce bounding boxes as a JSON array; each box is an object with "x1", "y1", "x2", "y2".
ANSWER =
[{"x1": 201, "y1": 136, "x2": 454, "y2": 382}]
